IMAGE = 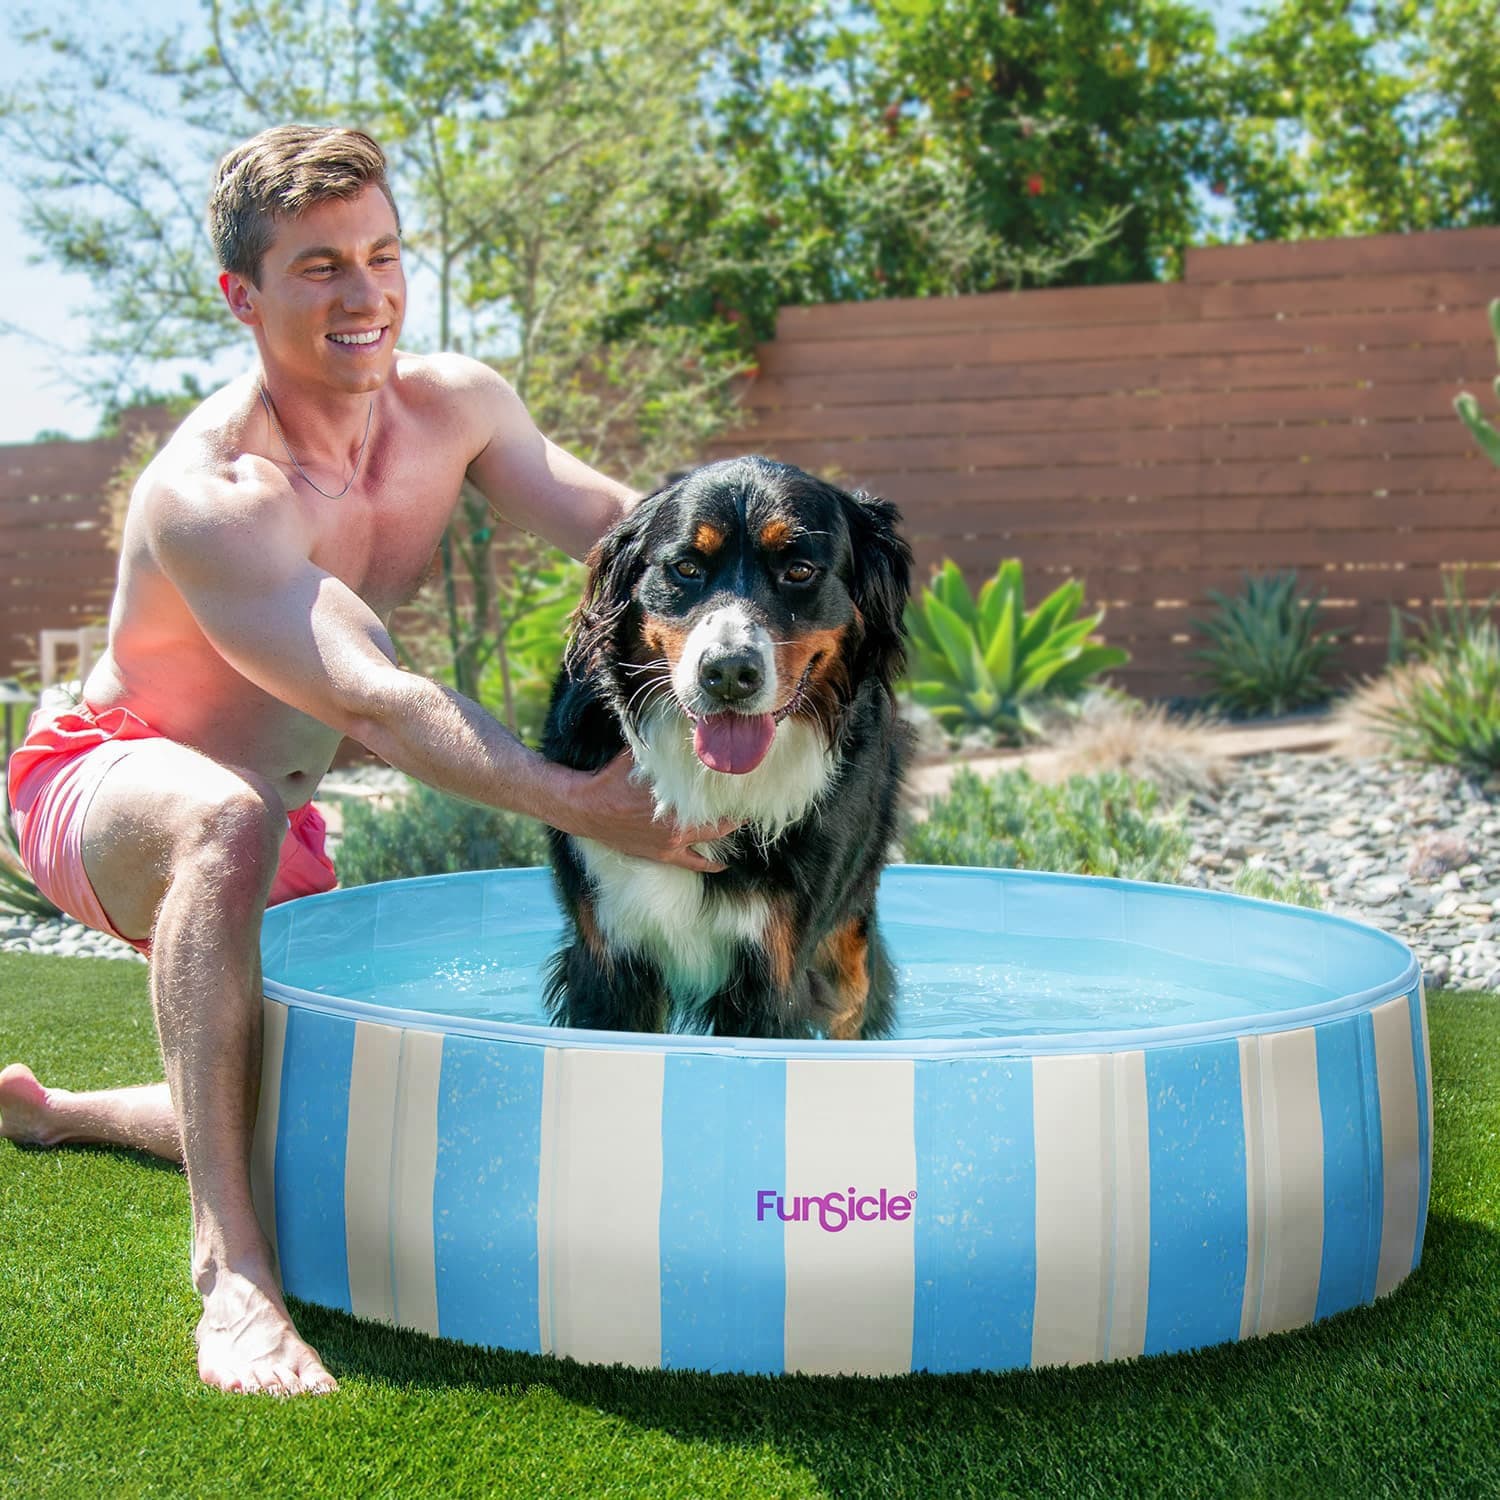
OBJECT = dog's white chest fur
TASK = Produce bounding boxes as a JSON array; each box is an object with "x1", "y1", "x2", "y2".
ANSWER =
[{"x1": 575, "y1": 713, "x2": 835, "y2": 999}]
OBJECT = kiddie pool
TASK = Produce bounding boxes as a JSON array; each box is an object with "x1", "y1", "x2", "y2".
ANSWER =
[{"x1": 251, "y1": 866, "x2": 1430, "y2": 1377}]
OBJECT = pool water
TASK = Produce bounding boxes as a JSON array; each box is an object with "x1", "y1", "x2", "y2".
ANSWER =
[{"x1": 263, "y1": 866, "x2": 1409, "y2": 1043}]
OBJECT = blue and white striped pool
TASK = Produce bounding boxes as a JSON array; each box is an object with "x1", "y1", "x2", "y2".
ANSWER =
[{"x1": 253, "y1": 866, "x2": 1429, "y2": 1376}]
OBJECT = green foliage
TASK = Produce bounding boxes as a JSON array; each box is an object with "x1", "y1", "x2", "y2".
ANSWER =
[
  {"x1": 902, "y1": 558, "x2": 1128, "y2": 740},
  {"x1": 1375, "y1": 617, "x2": 1500, "y2": 774},
  {"x1": 1211, "y1": 0, "x2": 1500, "y2": 240},
  {"x1": 1231, "y1": 865, "x2": 1324, "y2": 908},
  {"x1": 1386, "y1": 568, "x2": 1500, "y2": 668},
  {"x1": 905, "y1": 766, "x2": 1190, "y2": 881},
  {"x1": 1192, "y1": 571, "x2": 1342, "y2": 718},
  {"x1": 334, "y1": 781, "x2": 549, "y2": 888},
  {"x1": 1455, "y1": 300, "x2": 1500, "y2": 469},
  {"x1": 471, "y1": 546, "x2": 583, "y2": 745}
]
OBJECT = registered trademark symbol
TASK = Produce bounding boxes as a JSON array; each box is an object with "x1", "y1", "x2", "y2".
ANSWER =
[{"x1": 909, "y1": 1190, "x2": 917, "y2": 1199}]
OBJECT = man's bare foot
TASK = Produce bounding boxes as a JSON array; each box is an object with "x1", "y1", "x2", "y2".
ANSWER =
[
  {"x1": 195, "y1": 1258, "x2": 338, "y2": 1396},
  {"x1": 0, "y1": 1063, "x2": 62, "y2": 1147}
]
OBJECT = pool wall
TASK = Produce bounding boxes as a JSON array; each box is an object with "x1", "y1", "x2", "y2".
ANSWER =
[{"x1": 250, "y1": 977, "x2": 1432, "y2": 1376}]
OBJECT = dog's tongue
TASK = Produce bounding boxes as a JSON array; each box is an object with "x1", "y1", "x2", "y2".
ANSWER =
[{"x1": 694, "y1": 712, "x2": 776, "y2": 774}]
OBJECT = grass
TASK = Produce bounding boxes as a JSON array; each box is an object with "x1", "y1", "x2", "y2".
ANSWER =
[{"x1": 2, "y1": 951, "x2": 1497, "y2": 1499}]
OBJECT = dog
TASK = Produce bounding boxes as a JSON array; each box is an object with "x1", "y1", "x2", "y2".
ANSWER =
[{"x1": 541, "y1": 455, "x2": 912, "y2": 1040}]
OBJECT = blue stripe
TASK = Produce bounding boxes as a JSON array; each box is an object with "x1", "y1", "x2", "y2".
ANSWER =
[
  {"x1": 659, "y1": 1054, "x2": 786, "y2": 1373},
  {"x1": 1407, "y1": 991, "x2": 1431, "y2": 1273},
  {"x1": 432, "y1": 1037, "x2": 546, "y2": 1352},
  {"x1": 1144, "y1": 1040, "x2": 1246, "y2": 1355},
  {"x1": 274, "y1": 1006, "x2": 354, "y2": 1313},
  {"x1": 1313, "y1": 1016, "x2": 1378, "y2": 1320},
  {"x1": 911, "y1": 1058, "x2": 1035, "y2": 1374}
]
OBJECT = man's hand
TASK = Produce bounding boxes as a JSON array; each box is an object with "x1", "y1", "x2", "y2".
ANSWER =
[{"x1": 563, "y1": 752, "x2": 740, "y2": 872}]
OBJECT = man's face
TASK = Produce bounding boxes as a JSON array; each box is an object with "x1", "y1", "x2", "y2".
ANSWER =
[{"x1": 222, "y1": 182, "x2": 406, "y2": 395}]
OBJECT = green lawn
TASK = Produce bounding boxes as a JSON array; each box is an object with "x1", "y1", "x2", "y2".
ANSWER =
[{"x1": 2, "y1": 950, "x2": 1497, "y2": 1499}]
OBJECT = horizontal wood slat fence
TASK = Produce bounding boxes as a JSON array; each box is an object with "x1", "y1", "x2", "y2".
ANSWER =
[
  {"x1": 708, "y1": 225, "x2": 1500, "y2": 700},
  {"x1": 0, "y1": 409, "x2": 180, "y2": 686}
]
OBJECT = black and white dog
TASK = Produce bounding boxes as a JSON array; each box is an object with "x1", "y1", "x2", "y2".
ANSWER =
[{"x1": 541, "y1": 456, "x2": 912, "y2": 1039}]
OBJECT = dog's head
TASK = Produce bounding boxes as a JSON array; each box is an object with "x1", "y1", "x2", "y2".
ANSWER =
[{"x1": 569, "y1": 456, "x2": 911, "y2": 775}]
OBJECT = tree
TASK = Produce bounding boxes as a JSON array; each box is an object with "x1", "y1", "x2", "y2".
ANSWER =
[{"x1": 1210, "y1": 0, "x2": 1500, "y2": 239}]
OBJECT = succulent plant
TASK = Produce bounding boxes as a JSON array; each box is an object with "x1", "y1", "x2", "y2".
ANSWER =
[{"x1": 901, "y1": 558, "x2": 1128, "y2": 740}]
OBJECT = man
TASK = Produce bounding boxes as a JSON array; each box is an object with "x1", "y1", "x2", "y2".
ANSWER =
[{"x1": 0, "y1": 125, "x2": 734, "y2": 1397}]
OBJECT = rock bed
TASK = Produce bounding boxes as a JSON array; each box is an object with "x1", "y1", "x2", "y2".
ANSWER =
[{"x1": 5, "y1": 752, "x2": 1497, "y2": 995}]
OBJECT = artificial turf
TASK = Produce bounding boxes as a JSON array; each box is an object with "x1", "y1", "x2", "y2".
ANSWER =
[{"x1": 1, "y1": 950, "x2": 1496, "y2": 1499}]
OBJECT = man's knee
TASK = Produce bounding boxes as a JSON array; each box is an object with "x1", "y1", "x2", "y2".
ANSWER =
[{"x1": 174, "y1": 775, "x2": 286, "y2": 891}]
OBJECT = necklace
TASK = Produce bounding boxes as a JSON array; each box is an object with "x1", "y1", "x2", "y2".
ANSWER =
[{"x1": 257, "y1": 382, "x2": 374, "y2": 500}]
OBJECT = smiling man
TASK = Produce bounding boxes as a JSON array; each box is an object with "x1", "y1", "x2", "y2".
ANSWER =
[{"x1": 0, "y1": 125, "x2": 734, "y2": 1396}]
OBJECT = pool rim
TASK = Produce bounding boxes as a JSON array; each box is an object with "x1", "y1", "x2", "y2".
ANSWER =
[{"x1": 260, "y1": 864, "x2": 1421, "y2": 1060}]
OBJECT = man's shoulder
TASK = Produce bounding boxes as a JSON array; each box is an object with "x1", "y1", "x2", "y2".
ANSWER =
[
  {"x1": 139, "y1": 393, "x2": 295, "y2": 544},
  {"x1": 393, "y1": 349, "x2": 514, "y2": 408}
]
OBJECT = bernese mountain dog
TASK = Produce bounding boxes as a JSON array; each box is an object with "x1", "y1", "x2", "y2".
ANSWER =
[{"x1": 541, "y1": 455, "x2": 912, "y2": 1040}]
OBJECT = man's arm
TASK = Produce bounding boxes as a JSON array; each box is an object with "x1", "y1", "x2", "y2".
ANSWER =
[
  {"x1": 149, "y1": 476, "x2": 727, "y2": 869},
  {"x1": 441, "y1": 354, "x2": 638, "y2": 559}
]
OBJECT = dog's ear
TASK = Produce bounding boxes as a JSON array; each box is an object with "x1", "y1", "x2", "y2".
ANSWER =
[
  {"x1": 841, "y1": 487, "x2": 912, "y2": 690},
  {"x1": 566, "y1": 499, "x2": 654, "y2": 676}
]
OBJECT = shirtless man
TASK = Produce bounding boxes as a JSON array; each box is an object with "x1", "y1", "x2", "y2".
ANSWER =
[{"x1": 0, "y1": 125, "x2": 731, "y2": 1396}]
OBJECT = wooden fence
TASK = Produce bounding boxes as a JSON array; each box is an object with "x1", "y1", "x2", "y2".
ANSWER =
[
  {"x1": 708, "y1": 225, "x2": 1500, "y2": 699},
  {"x1": 0, "y1": 408, "x2": 178, "y2": 683}
]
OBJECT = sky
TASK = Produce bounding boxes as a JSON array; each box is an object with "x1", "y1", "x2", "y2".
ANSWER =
[{"x1": 0, "y1": 0, "x2": 1260, "y2": 446}]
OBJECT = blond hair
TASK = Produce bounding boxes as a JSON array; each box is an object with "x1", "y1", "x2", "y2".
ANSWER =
[{"x1": 208, "y1": 124, "x2": 399, "y2": 285}]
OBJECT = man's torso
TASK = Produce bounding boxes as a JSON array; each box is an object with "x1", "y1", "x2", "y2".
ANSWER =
[{"x1": 83, "y1": 354, "x2": 478, "y2": 807}]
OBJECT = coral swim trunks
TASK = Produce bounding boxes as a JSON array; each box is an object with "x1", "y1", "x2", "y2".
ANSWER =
[{"x1": 7, "y1": 701, "x2": 337, "y2": 956}]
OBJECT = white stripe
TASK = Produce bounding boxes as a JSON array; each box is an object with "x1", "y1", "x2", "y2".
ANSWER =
[
  {"x1": 537, "y1": 1047, "x2": 558, "y2": 1358},
  {"x1": 390, "y1": 1029, "x2": 443, "y2": 1336},
  {"x1": 345, "y1": 1020, "x2": 403, "y2": 1325},
  {"x1": 537, "y1": 1048, "x2": 664, "y2": 1368},
  {"x1": 783, "y1": 1060, "x2": 916, "y2": 1375},
  {"x1": 1032, "y1": 1054, "x2": 1110, "y2": 1368},
  {"x1": 1240, "y1": 1029, "x2": 1324, "y2": 1337},
  {"x1": 1373, "y1": 995, "x2": 1421, "y2": 1297},
  {"x1": 250, "y1": 998, "x2": 288, "y2": 1279},
  {"x1": 1106, "y1": 1051, "x2": 1151, "y2": 1361}
]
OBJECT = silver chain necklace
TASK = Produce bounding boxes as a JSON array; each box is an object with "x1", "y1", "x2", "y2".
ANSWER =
[{"x1": 258, "y1": 382, "x2": 374, "y2": 500}]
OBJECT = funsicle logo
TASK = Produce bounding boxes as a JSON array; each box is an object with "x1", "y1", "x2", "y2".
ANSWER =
[{"x1": 756, "y1": 1187, "x2": 916, "y2": 1233}]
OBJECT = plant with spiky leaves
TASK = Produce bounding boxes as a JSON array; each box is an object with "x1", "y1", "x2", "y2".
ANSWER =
[
  {"x1": 1456, "y1": 299, "x2": 1500, "y2": 469},
  {"x1": 901, "y1": 559, "x2": 1128, "y2": 741}
]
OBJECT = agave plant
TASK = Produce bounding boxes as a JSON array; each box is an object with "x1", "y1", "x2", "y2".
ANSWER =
[
  {"x1": 901, "y1": 558, "x2": 1128, "y2": 740},
  {"x1": 1191, "y1": 571, "x2": 1342, "y2": 718},
  {"x1": 1455, "y1": 299, "x2": 1500, "y2": 469}
]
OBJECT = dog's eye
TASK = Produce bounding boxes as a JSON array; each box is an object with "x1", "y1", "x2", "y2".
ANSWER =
[
  {"x1": 670, "y1": 559, "x2": 703, "y2": 580},
  {"x1": 782, "y1": 562, "x2": 818, "y2": 585}
]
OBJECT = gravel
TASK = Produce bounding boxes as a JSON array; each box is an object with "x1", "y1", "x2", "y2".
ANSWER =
[{"x1": 6, "y1": 753, "x2": 1498, "y2": 995}]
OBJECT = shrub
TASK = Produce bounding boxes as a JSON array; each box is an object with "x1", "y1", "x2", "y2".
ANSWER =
[
  {"x1": 904, "y1": 766, "x2": 1189, "y2": 882},
  {"x1": 902, "y1": 558, "x2": 1128, "y2": 743},
  {"x1": 1048, "y1": 690, "x2": 1228, "y2": 803},
  {"x1": 334, "y1": 781, "x2": 550, "y2": 887},
  {"x1": 1191, "y1": 571, "x2": 1342, "y2": 717},
  {"x1": 1231, "y1": 866, "x2": 1324, "y2": 909},
  {"x1": 1373, "y1": 617, "x2": 1500, "y2": 773}
]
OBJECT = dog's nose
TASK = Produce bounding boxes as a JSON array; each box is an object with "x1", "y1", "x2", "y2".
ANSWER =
[{"x1": 699, "y1": 648, "x2": 764, "y2": 705}]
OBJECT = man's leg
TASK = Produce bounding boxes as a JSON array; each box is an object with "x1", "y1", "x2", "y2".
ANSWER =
[
  {"x1": 62, "y1": 740, "x2": 334, "y2": 1396},
  {"x1": 0, "y1": 1065, "x2": 180, "y2": 1161}
]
